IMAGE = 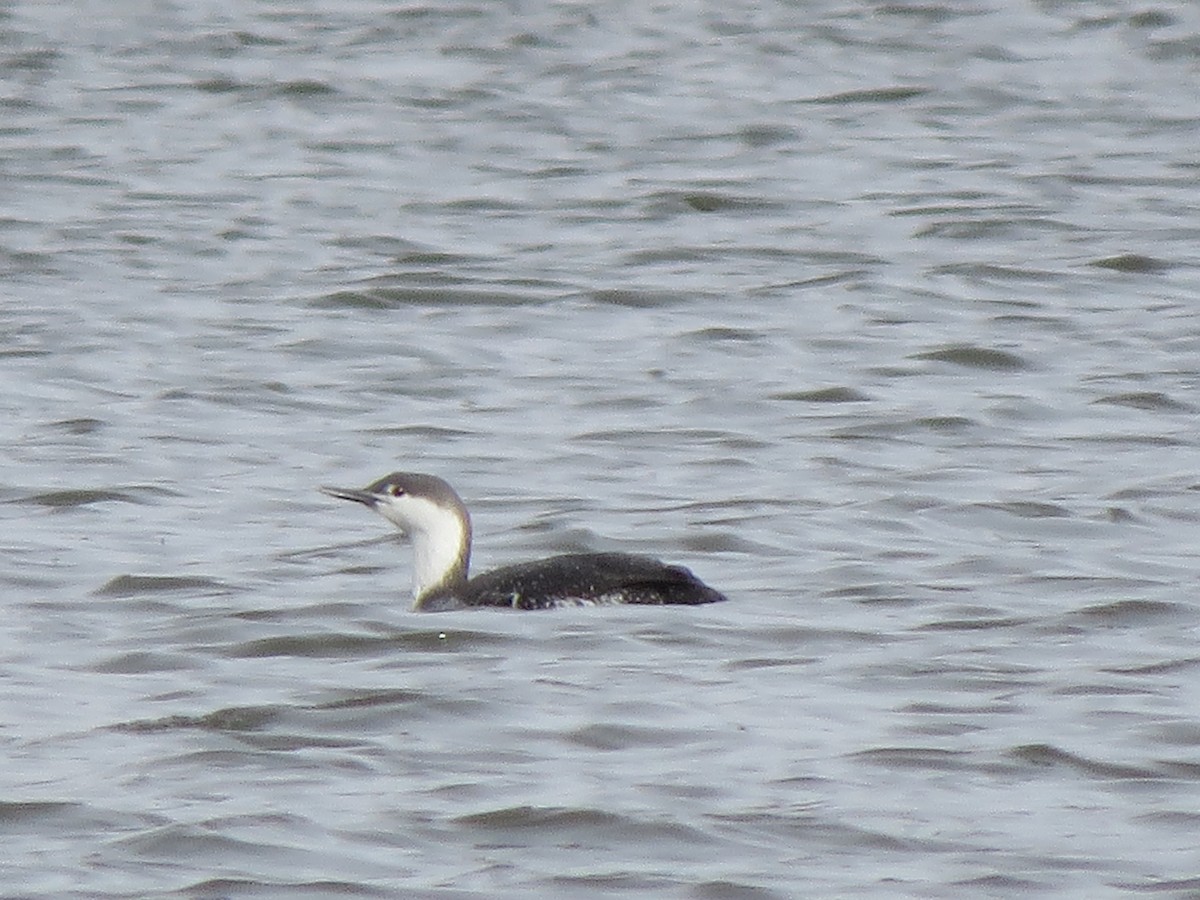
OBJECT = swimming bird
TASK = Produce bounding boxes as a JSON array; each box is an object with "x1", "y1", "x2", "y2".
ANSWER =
[{"x1": 320, "y1": 472, "x2": 728, "y2": 611}]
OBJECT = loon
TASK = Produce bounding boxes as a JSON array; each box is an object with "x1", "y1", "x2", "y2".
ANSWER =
[{"x1": 320, "y1": 472, "x2": 728, "y2": 611}]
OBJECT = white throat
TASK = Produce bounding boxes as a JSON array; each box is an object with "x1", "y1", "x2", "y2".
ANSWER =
[{"x1": 377, "y1": 494, "x2": 471, "y2": 608}]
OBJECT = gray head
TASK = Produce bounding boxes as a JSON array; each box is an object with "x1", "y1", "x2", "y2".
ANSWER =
[{"x1": 320, "y1": 472, "x2": 472, "y2": 607}]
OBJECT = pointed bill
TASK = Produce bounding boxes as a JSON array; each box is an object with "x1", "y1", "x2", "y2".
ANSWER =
[{"x1": 319, "y1": 485, "x2": 379, "y2": 506}]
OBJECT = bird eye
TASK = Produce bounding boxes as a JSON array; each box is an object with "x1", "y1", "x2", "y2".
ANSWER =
[{"x1": 389, "y1": 484, "x2": 405, "y2": 496}]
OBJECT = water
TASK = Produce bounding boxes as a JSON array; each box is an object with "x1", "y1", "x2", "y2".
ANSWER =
[{"x1": 4, "y1": 1, "x2": 1200, "y2": 896}]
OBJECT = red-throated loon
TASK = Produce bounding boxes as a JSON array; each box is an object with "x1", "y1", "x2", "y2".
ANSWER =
[{"x1": 320, "y1": 472, "x2": 728, "y2": 611}]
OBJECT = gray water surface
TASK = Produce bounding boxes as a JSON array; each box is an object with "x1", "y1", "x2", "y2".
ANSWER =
[{"x1": 4, "y1": 1, "x2": 1200, "y2": 897}]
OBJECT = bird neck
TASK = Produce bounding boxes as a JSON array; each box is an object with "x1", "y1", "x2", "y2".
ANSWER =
[{"x1": 409, "y1": 504, "x2": 472, "y2": 610}]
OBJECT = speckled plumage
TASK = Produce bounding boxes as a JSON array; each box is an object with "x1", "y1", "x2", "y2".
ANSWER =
[{"x1": 446, "y1": 552, "x2": 727, "y2": 610}]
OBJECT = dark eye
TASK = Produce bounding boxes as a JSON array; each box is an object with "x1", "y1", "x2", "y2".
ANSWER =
[{"x1": 389, "y1": 484, "x2": 405, "y2": 496}]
